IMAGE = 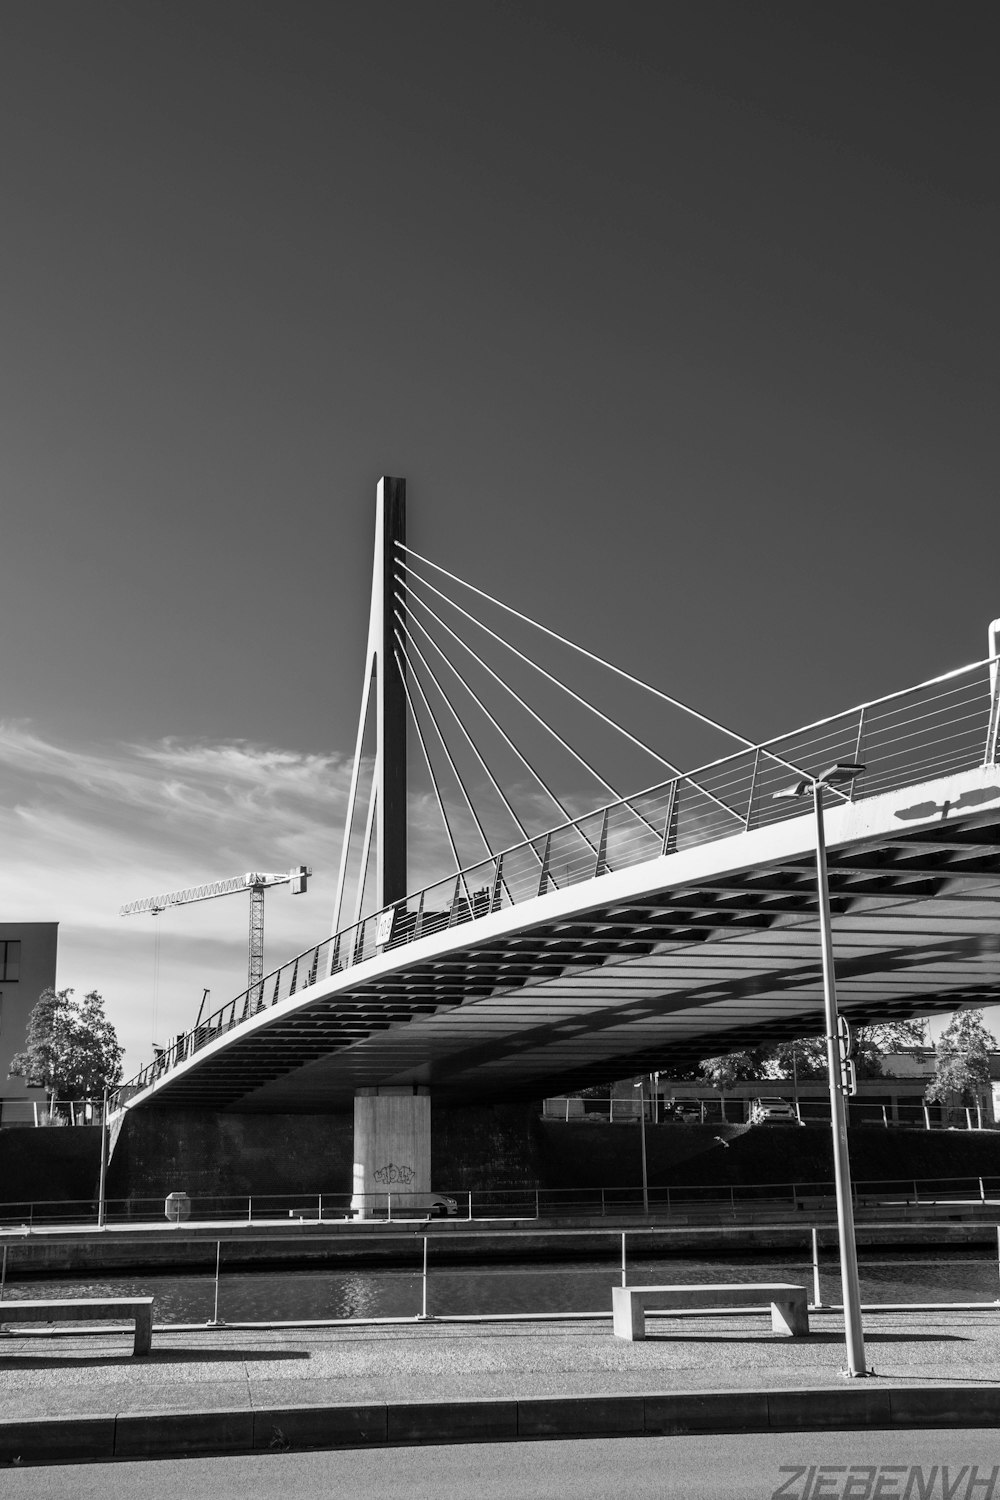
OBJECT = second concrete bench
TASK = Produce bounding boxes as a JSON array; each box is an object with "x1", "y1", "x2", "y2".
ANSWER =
[{"x1": 612, "y1": 1282, "x2": 809, "y2": 1341}]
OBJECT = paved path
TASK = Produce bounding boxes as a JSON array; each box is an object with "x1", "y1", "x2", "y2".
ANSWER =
[
  {"x1": 0, "y1": 1307, "x2": 998, "y2": 1418},
  {"x1": 1, "y1": 1307, "x2": 999, "y2": 1464}
]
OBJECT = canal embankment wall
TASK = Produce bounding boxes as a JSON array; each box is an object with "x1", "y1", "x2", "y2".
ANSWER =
[
  {"x1": 7, "y1": 1107, "x2": 1000, "y2": 1208},
  {"x1": 106, "y1": 1105, "x2": 1000, "y2": 1200},
  {"x1": 2, "y1": 1217, "x2": 998, "y2": 1277}
]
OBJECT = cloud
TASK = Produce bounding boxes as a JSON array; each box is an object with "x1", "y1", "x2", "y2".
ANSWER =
[{"x1": 0, "y1": 722, "x2": 358, "y2": 1075}]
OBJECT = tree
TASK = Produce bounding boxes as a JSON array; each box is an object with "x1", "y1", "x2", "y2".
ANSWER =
[
  {"x1": 925, "y1": 1009, "x2": 997, "y2": 1111},
  {"x1": 8, "y1": 989, "x2": 123, "y2": 1104},
  {"x1": 698, "y1": 1018, "x2": 927, "y2": 1088},
  {"x1": 699, "y1": 1048, "x2": 767, "y2": 1091}
]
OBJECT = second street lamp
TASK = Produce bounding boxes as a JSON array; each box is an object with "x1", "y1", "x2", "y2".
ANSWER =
[
  {"x1": 634, "y1": 1078, "x2": 649, "y2": 1214},
  {"x1": 774, "y1": 761, "x2": 868, "y2": 1378}
]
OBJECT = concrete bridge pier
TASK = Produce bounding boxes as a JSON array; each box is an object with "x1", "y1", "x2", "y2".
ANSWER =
[{"x1": 352, "y1": 1085, "x2": 431, "y2": 1217}]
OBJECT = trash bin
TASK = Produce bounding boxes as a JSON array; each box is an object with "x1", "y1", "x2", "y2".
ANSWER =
[{"x1": 165, "y1": 1191, "x2": 191, "y2": 1223}]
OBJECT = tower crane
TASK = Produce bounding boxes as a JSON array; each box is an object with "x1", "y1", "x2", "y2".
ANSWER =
[{"x1": 120, "y1": 867, "x2": 311, "y2": 994}]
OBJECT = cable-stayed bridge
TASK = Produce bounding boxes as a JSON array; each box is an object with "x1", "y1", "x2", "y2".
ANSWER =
[{"x1": 110, "y1": 479, "x2": 1000, "y2": 1200}]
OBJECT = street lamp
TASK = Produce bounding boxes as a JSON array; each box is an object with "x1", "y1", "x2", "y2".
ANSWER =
[
  {"x1": 774, "y1": 761, "x2": 868, "y2": 1378},
  {"x1": 634, "y1": 1078, "x2": 649, "y2": 1214}
]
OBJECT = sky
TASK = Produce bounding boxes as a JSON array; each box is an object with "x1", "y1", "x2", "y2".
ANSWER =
[{"x1": 2, "y1": 2, "x2": 998, "y2": 1073}]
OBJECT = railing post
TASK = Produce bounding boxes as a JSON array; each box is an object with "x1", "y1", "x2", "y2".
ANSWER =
[
  {"x1": 247, "y1": 1197, "x2": 252, "y2": 1223},
  {"x1": 318, "y1": 1193, "x2": 323, "y2": 1220},
  {"x1": 97, "y1": 1088, "x2": 109, "y2": 1229},
  {"x1": 490, "y1": 856, "x2": 504, "y2": 913},
  {"x1": 468, "y1": 1190, "x2": 473, "y2": 1221},
  {"x1": 923, "y1": 1105, "x2": 931, "y2": 1130},
  {"x1": 882, "y1": 1105, "x2": 888, "y2": 1129},
  {"x1": 984, "y1": 627, "x2": 1000, "y2": 765},
  {"x1": 594, "y1": 809, "x2": 610, "y2": 878},
  {"x1": 419, "y1": 1235, "x2": 430, "y2": 1320},
  {"x1": 0, "y1": 1244, "x2": 6, "y2": 1302},
  {"x1": 660, "y1": 780, "x2": 678, "y2": 856},
  {"x1": 851, "y1": 707, "x2": 867, "y2": 793},
  {"x1": 210, "y1": 1240, "x2": 222, "y2": 1325},
  {"x1": 744, "y1": 748, "x2": 761, "y2": 830},
  {"x1": 534, "y1": 1189, "x2": 539, "y2": 1220},
  {"x1": 980, "y1": 1177, "x2": 986, "y2": 1204},
  {"x1": 621, "y1": 1231, "x2": 627, "y2": 1288},
  {"x1": 811, "y1": 1227, "x2": 823, "y2": 1307}
]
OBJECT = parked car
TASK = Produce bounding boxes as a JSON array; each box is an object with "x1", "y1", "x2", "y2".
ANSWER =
[
  {"x1": 663, "y1": 1101, "x2": 701, "y2": 1122},
  {"x1": 348, "y1": 1192, "x2": 459, "y2": 1219},
  {"x1": 752, "y1": 1096, "x2": 802, "y2": 1125}
]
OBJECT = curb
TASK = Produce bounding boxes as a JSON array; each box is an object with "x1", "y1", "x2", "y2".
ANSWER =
[{"x1": 4, "y1": 1386, "x2": 1000, "y2": 1466}]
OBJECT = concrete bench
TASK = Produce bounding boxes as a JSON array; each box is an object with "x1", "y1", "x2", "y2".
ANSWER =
[
  {"x1": 0, "y1": 1297, "x2": 154, "y2": 1355},
  {"x1": 612, "y1": 1283, "x2": 809, "y2": 1341}
]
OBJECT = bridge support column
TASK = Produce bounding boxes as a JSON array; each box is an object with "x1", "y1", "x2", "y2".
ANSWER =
[{"x1": 352, "y1": 1085, "x2": 430, "y2": 1218}]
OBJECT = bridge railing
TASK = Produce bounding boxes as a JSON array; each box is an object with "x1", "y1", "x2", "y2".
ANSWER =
[{"x1": 110, "y1": 655, "x2": 999, "y2": 1109}]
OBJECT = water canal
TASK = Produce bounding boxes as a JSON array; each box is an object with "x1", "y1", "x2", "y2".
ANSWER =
[{"x1": 1, "y1": 1251, "x2": 997, "y2": 1324}]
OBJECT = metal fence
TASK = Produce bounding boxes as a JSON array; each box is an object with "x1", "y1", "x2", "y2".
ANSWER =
[
  {"x1": 540, "y1": 1096, "x2": 992, "y2": 1130},
  {"x1": 2, "y1": 1173, "x2": 999, "y2": 1229},
  {"x1": 111, "y1": 653, "x2": 1000, "y2": 1108},
  {"x1": 3, "y1": 1224, "x2": 1000, "y2": 1326}
]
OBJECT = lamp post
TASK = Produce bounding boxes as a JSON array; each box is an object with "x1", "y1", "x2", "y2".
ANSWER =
[
  {"x1": 774, "y1": 761, "x2": 868, "y2": 1378},
  {"x1": 634, "y1": 1078, "x2": 649, "y2": 1214}
]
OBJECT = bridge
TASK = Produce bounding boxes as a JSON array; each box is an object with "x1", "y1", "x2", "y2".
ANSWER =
[{"x1": 111, "y1": 479, "x2": 1000, "y2": 1207}]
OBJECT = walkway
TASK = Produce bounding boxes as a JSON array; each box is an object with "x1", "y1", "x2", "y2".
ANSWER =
[{"x1": 2, "y1": 1306, "x2": 999, "y2": 1462}]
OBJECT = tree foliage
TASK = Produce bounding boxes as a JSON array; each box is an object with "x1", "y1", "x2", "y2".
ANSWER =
[
  {"x1": 698, "y1": 1048, "x2": 767, "y2": 1091},
  {"x1": 925, "y1": 1009, "x2": 997, "y2": 1108},
  {"x1": 698, "y1": 1018, "x2": 927, "y2": 1086},
  {"x1": 8, "y1": 989, "x2": 123, "y2": 1100}
]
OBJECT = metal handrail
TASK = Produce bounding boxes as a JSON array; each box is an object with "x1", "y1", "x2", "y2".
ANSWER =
[
  {"x1": 110, "y1": 653, "x2": 1000, "y2": 1109},
  {"x1": 2, "y1": 1171, "x2": 1000, "y2": 1230}
]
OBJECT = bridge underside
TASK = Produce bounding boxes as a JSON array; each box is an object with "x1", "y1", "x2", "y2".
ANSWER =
[{"x1": 126, "y1": 766, "x2": 1000, "y2": 1114}]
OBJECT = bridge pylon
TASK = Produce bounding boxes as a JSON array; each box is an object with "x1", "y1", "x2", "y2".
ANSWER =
[
  {"x1": 332, "y1": 476, "x2": 408, "y2": 929},
  {"x1": 332, "y1": 479, "x2": 430, "y2": 1214}
]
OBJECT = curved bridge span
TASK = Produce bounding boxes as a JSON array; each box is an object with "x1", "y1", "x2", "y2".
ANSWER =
[{"x1": 115, "y1": 655, "x2": 1000, "y2": 1114}]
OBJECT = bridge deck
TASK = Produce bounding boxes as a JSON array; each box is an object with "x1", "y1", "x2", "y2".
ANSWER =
[{"x1": 117, "y1": 761, "x2": 1000, "y2": 1112}]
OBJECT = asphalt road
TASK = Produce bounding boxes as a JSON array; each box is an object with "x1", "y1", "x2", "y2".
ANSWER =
[{"x1": 4, "y1": 1430, "x2": 1000, "y2": 1499}]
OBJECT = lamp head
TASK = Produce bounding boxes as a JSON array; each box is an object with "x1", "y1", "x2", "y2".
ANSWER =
[
  {"x1": 772, "y1": 778, "x2": 811, "y2": 800},
  {"x1": 772, "y1": 762, "x2": 866, "y2": 801},
  {"x1": 818, "y1": 762, "x2": 866, "y2": 787}
]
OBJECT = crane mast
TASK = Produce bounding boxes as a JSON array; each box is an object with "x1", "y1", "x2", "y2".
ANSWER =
[{"x1": 121, "y1": 867, "x2": 311, "y2": 992}]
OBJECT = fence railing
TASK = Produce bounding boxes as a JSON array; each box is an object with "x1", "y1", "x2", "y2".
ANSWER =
[
  {"x1": 0, "y1": 1099, "x2": 109, "y2": 1128},
  {"x1": 540, "y1": 1096, "x2": 992, "y2": 1130},
  {"x1": 110, "y1": 653, "x2": 1000, "y2": 1109},
  {"x1": 2, "y1": 1173, "x2": 999, "y2": 1230},
  {"x1": 3, "y1": 1223, "x2": 1000, "y2": 1323}
]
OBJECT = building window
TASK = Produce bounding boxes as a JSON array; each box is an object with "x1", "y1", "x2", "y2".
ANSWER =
[{"x1": 0, "y1": 942, "x2": 20, "y2": 981}]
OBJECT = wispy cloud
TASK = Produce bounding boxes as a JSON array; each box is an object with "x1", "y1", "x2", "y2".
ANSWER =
[{"x1": 0, "y1": 722, "x2": 357, "y2": 1073}]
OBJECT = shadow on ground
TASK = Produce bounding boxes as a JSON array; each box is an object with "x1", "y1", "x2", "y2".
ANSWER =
[{"x1": 0, "y1": 1347, "x2": 310, "y2": 1368}]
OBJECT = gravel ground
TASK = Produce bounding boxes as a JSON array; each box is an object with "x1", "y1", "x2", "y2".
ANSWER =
[{"x1": 0, "y1": 1308, "x2": 998, "y2": 1420}]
